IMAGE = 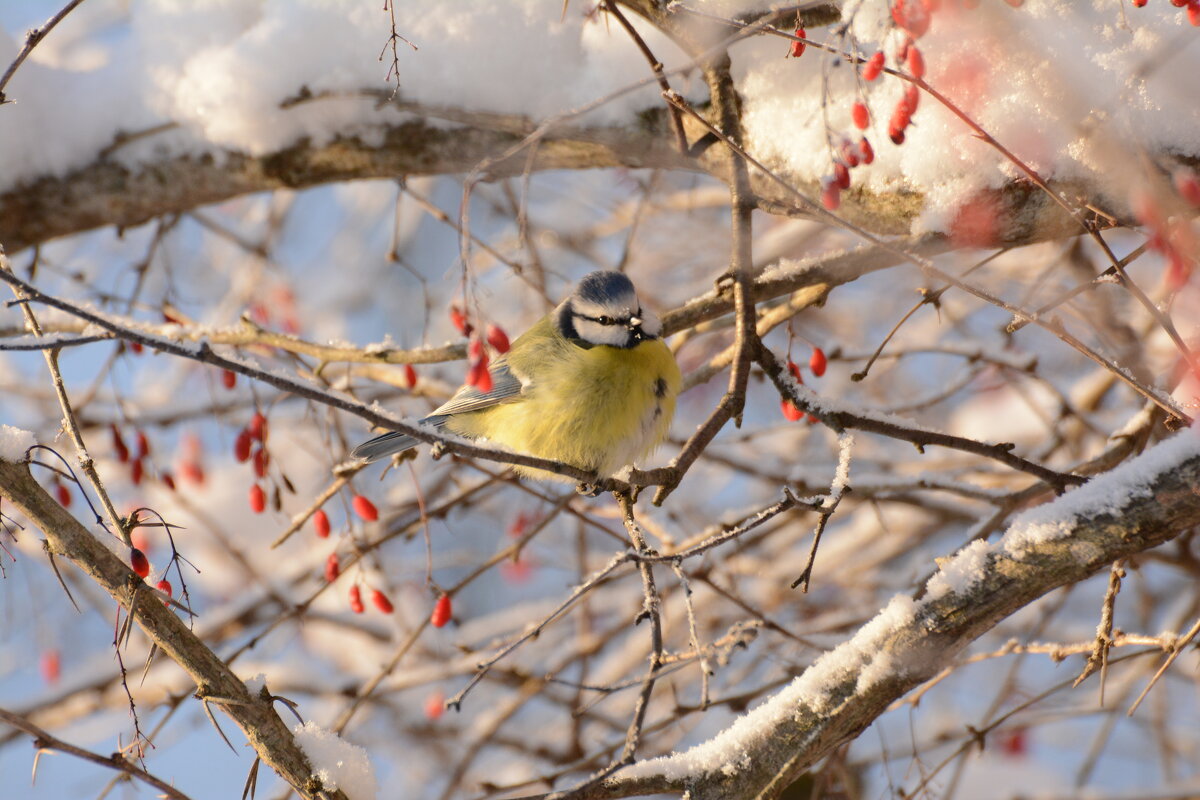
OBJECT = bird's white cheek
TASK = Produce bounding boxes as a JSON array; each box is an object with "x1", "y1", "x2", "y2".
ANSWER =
[{"x1": 574, "y1": 319, "x2": 629, "y2": 347}]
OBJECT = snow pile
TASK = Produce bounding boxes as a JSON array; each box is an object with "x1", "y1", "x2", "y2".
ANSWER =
[
  {"x1": 3, "y1": 1, "x2": 1198, "y2": 233},
  {"x1": 292, "y1": 721, "x2": 378, "y2": 800},
  {"x1": 0, "y1": 425, "x2": 35, "y2": 462},
  {"x1": 737, "y1": 1, "x2": 1200, "y2": 229}
]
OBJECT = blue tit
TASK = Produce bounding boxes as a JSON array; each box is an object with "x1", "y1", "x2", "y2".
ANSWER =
[{"x1": 352, "y1": 271, "x2": 681, "y2": 481}]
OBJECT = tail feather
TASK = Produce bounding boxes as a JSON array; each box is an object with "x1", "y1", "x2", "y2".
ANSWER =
[
  {"x1": 351, "y1": 431, "x2": 419, "y2": 463},
  {"x1": 352, "y1": 416, "x2": 449, "y2": 463}
]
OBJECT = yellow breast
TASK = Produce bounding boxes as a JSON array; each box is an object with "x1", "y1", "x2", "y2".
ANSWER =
[{"x1": 446, "y1": 336, "x2": 680, "y2": 480}]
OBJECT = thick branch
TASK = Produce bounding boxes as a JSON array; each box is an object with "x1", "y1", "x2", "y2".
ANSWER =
[
  {"x1": 577, "y1": 433, "x2": 1200, "y2": 799},
  {"x1": 0, "y1": 457, "x2": 346, "y2": 800}
]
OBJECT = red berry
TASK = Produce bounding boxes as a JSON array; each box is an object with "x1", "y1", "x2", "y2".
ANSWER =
[
  {"x1": 130, "y1": 458, "x2": 144, "y2": 486},
  {"x1": 371, "y1": 589, "x2": 395, "y2": 614},
  {"x1": 424, "y1": 691, "x2": 445, "y2": 720},
  {"x1": 161, "y1": 472, "x2": 176, "y2": 491},
  {"x1": 313, "y1": 509, "x2": 331, "y2": 538},
  {"x1": 862, "y1": 51, "x2": 885, "y2": 81},
  {"x1": 1169, "y1": 0, "x2": 1186, "y2": 5},
  {"x1": 1175, "y1": 169, "x2": 1200, "y2": 207},
  {"x1": 222, "y1": 369, "x2": 236, "y2": 390},
  {"x1": 431, "y1": 594, "x2": 452, "y2": 628},
  {"x1": 833, "y1": 162, "x2": 851, "y2": 190},
  {"x1": 467, "y1": 359, "x2": 493, "y2": 393},
  {"x1": 841, "y1": 140, "x2": 860, "y2": 168},
  {"x1": 1131, "y1": 0, "x2": 1146, "y2": 5},
  {"x1": 820, "y1": 178, "x2": 841, "y2": 210},
  {"x1": 781, "y1": 399, "x2": 804, "y2": 422},
  {"x1": 111, "y1": 424, "x2": 129, "y2": 463},
  {"x1": 449, "y1": 305, "x2": 471, "y2": 335},
  {"x1": 40, "y1": 650, "x2": 60, "y2": 685},
  {"x1": 892, "y1": 0, "x2": 931, "y2": 38},
  {"x1": 247, "y1": 412, "x2": 267, "y2": 442},
  {"x1": 179, "y1": 460, "x2": 205, "y2": 486},
  {"x1": 906, "y1": 46, "x2": 925, "y2": 79},
  {"x1": 904, "y1": 84, "x2": 921, "y2": 114},
  {"x1": 252, "y1": 447, "x2": 269, "y2": 479},
  {"x1": 234, "y1": 429, "x2": 252, "y2": 462},
  {"x1": 486, "y1": 324, "x2": 511, "y2": 354},
  {"x1": 468, "y1": 336, "x2": 484, "y2": 361},
  {"x1": 405, "y1": 363, "x2": 418, "y2": 388},
  {"x1": 349, "y1": 585, "x2": 365, "y2": 614},
  {"x1": 789, "y1": 27, "x2": 806, "y2": 58},
  {"x1": 859, "y1": 137, "x2": 875, "y2": 164},
  {"x1": 129, "y1": 341, "x2": 144, "y2": 355},
  {"x1": 890, "y1": 126, "x2": 907, "y2": 145},
  {"x1": 787, "y1": 360, "x2": 804, "y2": 382},
  {"x1": 156, "y1": 579, "x2": 173, "y2": 598},
  {"x1": 851, "y1": 101, "x2": 870, "y2": 130},
  {"x1": 1190, "y1": 2, "x2": 1200, "y2": 26},
  {"x1": 249, "y1": 483, "x2": 266, "y2": 514},
  {"x1": 325, "y1": 553, "x2": 340, "y2": 583},
  {"x1": 1003, "y1": 0, "x2": 1024, "y2": 6},
  {"x1": 352, "y1": 495, "x2": 379, "y2": 522},
  {"x1": 130, "y1": 547, "x2": 150, "y2": 578},
  {"x1": 55, "y1": 483, "x2": 71, "y2": 507},
  {"x1": 135, "y1": 431, "x2": 150, "y2": 459},
  {"x1": 810, "y1": 347, "x2": 828, "y2": 377},
  {"x1": 807, "y1": 413, "x2": 820, "y2": 425}
]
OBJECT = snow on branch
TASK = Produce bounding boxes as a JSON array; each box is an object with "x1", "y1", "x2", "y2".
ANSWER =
[{"x1": 592, "y1": 429, "x2": 1200, "y2": 800}]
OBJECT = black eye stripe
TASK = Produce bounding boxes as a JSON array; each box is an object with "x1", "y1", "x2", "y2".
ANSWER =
[{"x1": 577, "y1": 313, "x2": 624, "y2": 326}]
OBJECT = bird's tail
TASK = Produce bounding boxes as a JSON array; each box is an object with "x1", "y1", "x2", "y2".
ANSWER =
[{"x1": 351, "y1": 431, "x2": 420, "y2": 463}]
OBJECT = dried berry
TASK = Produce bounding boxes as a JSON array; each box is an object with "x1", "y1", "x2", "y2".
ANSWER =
[
  {"x1": 820, "y1": 178, "x2": 841, "y2": 210},
  {"x1": 486, "y1": 324, "x2": 511, "y2": 354},
  {"x1": 789, "y1": 27, "x2": 806, "y2": 58},
  {"x1": 55, "y1": 482, "x2": 71, "y2": 507},
  {"x1": 253, "y1": 447, "x2": 269, "y2": 479},
  {"x1": 248, "y1": 412, "x2": 268, "y2": 442},
  {"x1": 424, "y1": 691, "x2": 445, "y2": 720},
  {"x1": 130, "y1": 458, "x2": 144, "y2": 486},
  {"x1": 313, "y1": 509, "x2": 331, "y2": 538},
  {"x1": 371, "y1": 589, "x2": 395, "y2": 614},
  {"x1": 859, "y1": 137, "x2": 875, "y2": 164},
  {"x1": 892, "y1": 0, "x2": 931, "y2": 38},
  {"x1": 111, "y1": 424, "x2": 129, "y2": 463},
  {"x1": 234, "y1": 429, "x2": 253, "y2": 462},
  {"x1": 352, "y1": 494, "x2": 379, "y2": 522},
  {"x1": 249, "y1": 483, "x2": 266, "y2": 514},
  {"x1": 130, "y1": 547, "x2": 150, "y2": 578},
  {"x1": 862, "y1": 51, "x2": 885, "y2": 81},
  {"x1": 852, "y1": 101, "x2": 870, "y2": 130},
  {"x1": 449, "y1": 305, "x2": 471, "y2": 335},
  {"x1": 810, "y1": 347, "x2": 828, "y2": 377},
  {"x1": 431, "y1": 593, "x2": 452, "y2": 628},
  {"x1": 906, "y1": 45, "x2": 925, "y2": 79},
  {"x1": 833, "y1": 162, "x2": 851, "y2": 190}
]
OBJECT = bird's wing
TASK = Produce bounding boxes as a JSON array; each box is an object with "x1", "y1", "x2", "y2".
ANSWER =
[
  {"x1": 426, "y1": 357, "x2": 527, "y2": 418},
  {"x1": 352, "y1": 357, "x2": 530, "y2": 463}
]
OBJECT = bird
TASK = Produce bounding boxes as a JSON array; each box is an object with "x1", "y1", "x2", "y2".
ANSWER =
[{"x1": 352, "y1": 271, "x2": 681, "y2": 482}]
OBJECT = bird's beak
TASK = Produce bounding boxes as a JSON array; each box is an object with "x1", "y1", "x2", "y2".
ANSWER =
[{"x1": 628, "y1": 316, "x2": 645, "y2": 341}]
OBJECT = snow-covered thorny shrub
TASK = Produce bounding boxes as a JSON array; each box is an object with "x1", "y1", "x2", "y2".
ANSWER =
[{"x1": 1, "y1": 1, "x2": 1199, "y2": 799}]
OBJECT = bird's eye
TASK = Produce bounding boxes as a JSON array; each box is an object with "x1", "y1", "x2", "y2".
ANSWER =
[{"x1": 598, "y1": 316, "x2": 614, "y2": 325}]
